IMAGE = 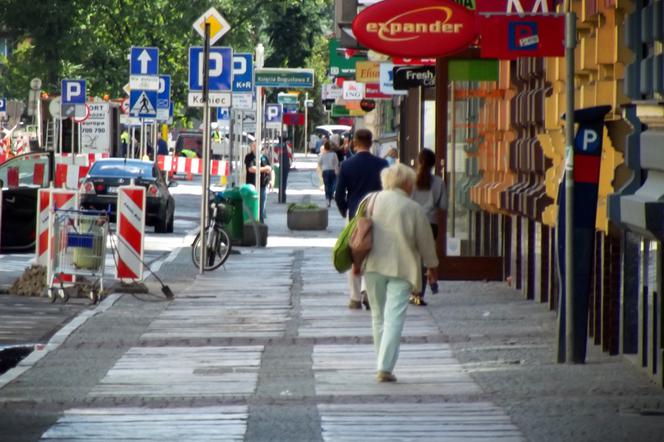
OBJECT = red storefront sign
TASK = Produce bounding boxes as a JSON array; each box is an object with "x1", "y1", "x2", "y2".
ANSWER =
[
  {"x1": 365, "y1": 83, "x2": 391, "y2": 100},
  {"x1": 391, "y1": 57, "x2": 437, "y2": 66},
  {"x1": 352, "y1": 0, "x2": 479, "y2": 58},
  {"x1": 479, "y1": 15, "x2": 564, "y2": 59}
]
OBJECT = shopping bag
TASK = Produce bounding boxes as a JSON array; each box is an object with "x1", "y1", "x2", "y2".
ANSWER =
[{"x1": 332, "y1": 216, "x2": 357, "y2": 273}]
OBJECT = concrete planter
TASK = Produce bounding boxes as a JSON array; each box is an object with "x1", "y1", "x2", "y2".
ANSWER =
[{"x1": 287, "y1": 208, "x2": 328, "y2": 231}]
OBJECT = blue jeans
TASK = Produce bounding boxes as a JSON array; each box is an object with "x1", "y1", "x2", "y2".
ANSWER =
[
  {"x1": 322, "y1": 170, "x2": 337, "y2": 201},
  {"x1": 259, "y1": 185, "x2": 267, "y2": 223},
  {"x1": 364, "y1": 272, "x2": 412, "y2": 374}
]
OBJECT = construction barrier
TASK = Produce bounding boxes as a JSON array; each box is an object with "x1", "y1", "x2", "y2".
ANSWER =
[
  {"x1": 156, "y1": 155, "x2": 229, "y2": 179},
  {"x1": 53, "y1": 153, "x2": 109, "y2": 189},
  {"x1": 115, "y1": 184, "x2": 145, "y2": 280}
]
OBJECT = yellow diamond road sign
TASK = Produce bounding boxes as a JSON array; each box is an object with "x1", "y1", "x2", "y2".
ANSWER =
[{"x1": 193, "y1": 7, "x2": 230, "y2": 45}]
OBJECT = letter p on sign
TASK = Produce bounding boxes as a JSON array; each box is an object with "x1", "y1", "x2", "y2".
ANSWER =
[{"x1": 582, "y1": 129, "x2": 598, "y2": 152}]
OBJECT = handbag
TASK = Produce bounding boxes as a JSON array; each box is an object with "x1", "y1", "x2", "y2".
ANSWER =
[
  {"x1": 332, "y1": 215, "x2": 357, "y2": 273},
  {"x1": 349, "y1": 192, "x2": 378, "y2": 268}
]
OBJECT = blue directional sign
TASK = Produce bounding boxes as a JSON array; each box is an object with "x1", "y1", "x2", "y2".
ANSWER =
[
  {"x1": 130, "y1": 47, "x2": 159, "y2": 76},
  {"x1": 129, "y1": 89, "x2": 157, "y2": 119},
  {"x1": 0, "y1": 97, "x2": 5, "y2": 113},
  {"x1": 188, "y1": 47, "x2": 233, "y2": 92},
  {"x1": 217, "y1": 107, "x2": 230, "y2": 121},
  {"x1": 61, "y1": 80, "x2": 86, "y2": 105},
  {"x1": 233, "y1": 53, "x2": 253, "y2": 93},
  {"x1": 157, "y1": 75, "x2": 171, "y2": 110}
]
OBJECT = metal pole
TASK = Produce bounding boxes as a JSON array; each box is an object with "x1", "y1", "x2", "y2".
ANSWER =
[
  {"x1": 140, "y1": 120, "x2": 145, "y2": 158},
  {"x1": 70, "y1": 118, "x2": 75, "y2": 155},
  {"x1": 450, "y1": 81, "x2": 456, "y2": 238},
  {"x1": 564, "y1": 9, "x2": 577, "y2": 363},
  {"x1": 199, "y1": 22, "x2": 212, "y2": 274},
  {"x1": 254, "y1": 43, "x2": 265, "y2": 224},
  {"x1": 58, "y1": 118, "x2": 63, "y2": 154},
  {"x1": 152, "y1": 121, "x2": 158, "y2": 162},
  {"x1": 130, "y1": 126, "x2": 135, "y2": 158},
  {"x1": 229, "y1": 108, "x2": 235, "y2": 185},
  {"x1": 304, "y1": 92, "x2": 308, "y2": 157}
]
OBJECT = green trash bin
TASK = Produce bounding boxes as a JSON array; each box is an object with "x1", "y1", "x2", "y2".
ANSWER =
[
  {"x1": 221, "y1": 187, "x2": 243, "y2": 241},
  {"x1": 239, "y1": 184, "x2": 259, "y2": 223}
]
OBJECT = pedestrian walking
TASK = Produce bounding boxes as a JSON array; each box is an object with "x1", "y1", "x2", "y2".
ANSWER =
[
  {"x1": 318, "y1": 141, "x2": 339, "y2": 207},
  {"x1": 335, "y1": 128, "x2": 388, "y2": 310},
  {"x1": 245, "y1": 141, "x2": 272, "y2": 223},
  {"x1": 410, "y1": 148, "x2": 447, "y2": 306},
  {"x1": 361, "y1": 164, "x2": 439, "y2": 382}
]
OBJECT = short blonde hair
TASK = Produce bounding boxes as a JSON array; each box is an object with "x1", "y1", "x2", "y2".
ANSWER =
[{"x1": 381, "y1": 163, "x2": 415, "y2": 190}]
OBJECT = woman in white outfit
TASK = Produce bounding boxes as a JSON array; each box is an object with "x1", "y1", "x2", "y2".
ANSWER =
[{"x1": 360, "y1": 164, "x2": 439, "y2": 382}]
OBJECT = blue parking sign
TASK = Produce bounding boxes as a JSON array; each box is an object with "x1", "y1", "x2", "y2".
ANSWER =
[
  {"x1": 0, "y1": 97, "x2": 5, "y2": 113},
  {"x1": 130, "y1": 47, "x2": 159, "y2": 76},
  {"x1": 265, "y1": 103, "x2": 282, "y2": 128},
  {"x1": 217, "y1": 107, "x2": 230, "y2": 121},
  {"x1": 233, "y1": 53, "x2": 253, "y2": 93},
  {"x1": 61, "y1": 80, "x2": 86, "y2": 105},
  {"x1": 189, "y1": 47, "x2": 233, "y2": 92},
  {"x1": 157, "y1": 75, "x2": 171, "y2": 110}
]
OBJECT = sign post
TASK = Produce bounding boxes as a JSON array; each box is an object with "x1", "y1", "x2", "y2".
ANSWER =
[
  {"x1": 254, "y1": 43, "x2": 265, "y2": 225},
  {"x1": 192, "y1": 7, "x2": 231, "y2": 274}
]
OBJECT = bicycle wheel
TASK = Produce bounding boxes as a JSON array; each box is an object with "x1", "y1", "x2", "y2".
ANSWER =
[{"x1": 191, "y1": 227, "x2": 232, "y2": 271}]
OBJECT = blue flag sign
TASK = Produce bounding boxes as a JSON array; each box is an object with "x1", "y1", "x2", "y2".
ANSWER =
[
  {"x1": 188, "y1": 47, "x2": 233, "y2": 92},
  {"x1": 130, "y1": 47, "x2": 159, "y2": 76},
  {"x1": 233, "y1": 53, "x2": 254, "y2": 93}
]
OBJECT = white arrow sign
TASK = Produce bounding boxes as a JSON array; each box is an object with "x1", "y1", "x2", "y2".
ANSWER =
[{"x1": 138, "y1": 50, "x2": 152, "y2": 74}]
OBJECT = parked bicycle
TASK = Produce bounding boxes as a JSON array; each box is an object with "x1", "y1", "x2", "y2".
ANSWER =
[{"x1": 191, "y1": 193, "x2": 232, "y2": 271}]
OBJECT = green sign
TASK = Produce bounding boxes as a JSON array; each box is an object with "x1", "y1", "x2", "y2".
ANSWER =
[
  {"x1": 255, "y1": 68, "x2": 314, "y2": 88},
  {"x1": 329, "y1": 39, "x2": 365, "y2": 78},
  {"x1": 277, "y1": 93, "x2": 299, "y2": 105},
  {"x1": 449, "y1": 60, "x2": 498, "y2": 81},
  {"x1": 331, "y1": 104, "x2": 349, "y2": 117}
]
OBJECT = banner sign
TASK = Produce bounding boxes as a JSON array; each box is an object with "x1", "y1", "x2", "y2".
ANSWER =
[
  {"x1": 393, "y1": 66, "x2": 436, "y2": 90},
  {"x1": 342, "y1": 81, "x2": 365, "y2": 100},
  {"x1": 352, "y1": 0, "x2": 478, "y2": 58},
  {"x1": 556, "y1": 105, "x2": 611, "y2": 362},
  {"x1": 329, "y1": 39, "x2": 366, "y2": 78},
  {"x1": 379, "y1": 63, "x2": 407, "y2": 96},
  {"x1": 355, "y1": 61, "x2": 381, "y2": 83},
  {"x1": 479, "y1": 15, "x2": 564, "y2": 59},
  {"x1": 365, "y1": 83, "x2": 391, "y2": 100}
]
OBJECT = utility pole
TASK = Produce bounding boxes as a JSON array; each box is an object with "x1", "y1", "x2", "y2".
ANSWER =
[
  {"x1": 254, "y1": 44, "x2": 265, "y2": 222},
  {"x1": 198, "y1": 22, "x2": 211, "y2": 274}
]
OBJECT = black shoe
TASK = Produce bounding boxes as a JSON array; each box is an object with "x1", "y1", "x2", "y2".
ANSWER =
[{"x1": 361, "y1": 290, "x2": 370, "y2": 310}]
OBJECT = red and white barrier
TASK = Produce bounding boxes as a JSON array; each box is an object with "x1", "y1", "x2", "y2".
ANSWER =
[
  {"x1": 156, "y1": 155, "x2": 229, "y2": 178},
  {"x1": 53, "y1": 153, "x2": 108, "y2": 189},
  {"x1": 115, "y1": 185, "x2": 145, "y2": 280},
  {"x1": 44, "y1": 189, "x2": 79, "y2": 286}
]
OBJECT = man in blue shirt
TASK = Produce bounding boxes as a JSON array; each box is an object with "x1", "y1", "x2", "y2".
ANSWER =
[{"x1": 335, "y1": 128, "x2": 389, "y2": 309}]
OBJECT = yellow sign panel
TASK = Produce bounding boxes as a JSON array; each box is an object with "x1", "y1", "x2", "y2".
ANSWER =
[
  {"x1": 193, "y1": 7, "x2": 231, "y2": 44},
  {"x1": 355, "y1": 61, "x2": 381, "y2": 83}
]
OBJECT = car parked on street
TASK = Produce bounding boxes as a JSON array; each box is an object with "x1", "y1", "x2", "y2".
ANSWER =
[
  {"x1": 80, "y1": 158, "x2": 176, "y2": 233},
  {"x1": 0, "y1": 151, "x2": 54, "y2": 251}
]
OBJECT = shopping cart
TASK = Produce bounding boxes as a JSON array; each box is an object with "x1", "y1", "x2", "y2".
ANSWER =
[{"x1": 47, "y1": 208, "x2": 109, "y2": 304}]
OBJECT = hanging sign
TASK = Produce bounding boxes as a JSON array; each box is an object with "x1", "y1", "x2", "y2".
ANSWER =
[
  {"x1": 479, "y1": 15, "x2": 564, "y2": 59},
  {"x1": 393, "y1": 66, "x2": 436, "y2": 90},
  {"x1": 352, "y1": 0, "x2": 479, "y2": 58}
]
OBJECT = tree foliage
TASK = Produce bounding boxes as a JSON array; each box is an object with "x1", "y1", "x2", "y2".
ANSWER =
[{"x1": 0, "y1": 0, "x2": 333, "y2": 126}]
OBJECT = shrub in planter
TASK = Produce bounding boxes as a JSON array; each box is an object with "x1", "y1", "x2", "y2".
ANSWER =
[{"x1": 287, "y1": 203, "x2": 328, "y2": 230}]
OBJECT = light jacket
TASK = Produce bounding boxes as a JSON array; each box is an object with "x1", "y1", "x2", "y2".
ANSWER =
[{"x1": 363, "y1": 188, "x2": 439, "y2": 291}]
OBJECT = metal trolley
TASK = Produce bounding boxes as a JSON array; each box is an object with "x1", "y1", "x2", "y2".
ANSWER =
[{"x1": 47, "y1": 208, "x2": 109, "y2": 304}]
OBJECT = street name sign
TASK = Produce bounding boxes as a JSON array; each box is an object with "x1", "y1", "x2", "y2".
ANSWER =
[
  {"x1": 193, "y1": 7, "x2": 231, "y2": 45},
  {"x1": 188, "y1": 47, "x2": 233, "y2": 92},
  {"x1": 255, "y1": 68, "x2": 315, "y2": 89}
]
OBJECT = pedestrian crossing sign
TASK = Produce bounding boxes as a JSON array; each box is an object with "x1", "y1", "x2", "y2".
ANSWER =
[{"x1": 129, "y1": 89, "x2": 157, "y2": 119}]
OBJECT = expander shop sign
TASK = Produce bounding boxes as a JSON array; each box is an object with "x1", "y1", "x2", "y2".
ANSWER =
[{"x1": 352, "y1": 0, "x2": 478, "y2": 57}]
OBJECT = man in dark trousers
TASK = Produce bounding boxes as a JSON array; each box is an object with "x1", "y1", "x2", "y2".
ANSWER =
[{"x1": 335, "y1": 128, "x2": 389, "y2": 309}]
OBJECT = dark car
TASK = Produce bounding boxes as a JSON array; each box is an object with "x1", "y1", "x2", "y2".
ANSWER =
[
  {"x1": 0, "y1": 151, "x2": 54, "y2": 251},
  {"x1": 80, "y1": 158, "x2": 176, "y2": 233}
]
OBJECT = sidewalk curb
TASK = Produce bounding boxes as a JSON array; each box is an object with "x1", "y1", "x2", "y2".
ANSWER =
[{"x1": 0, "y1": 293, "x2": 122, "y2": 390}]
